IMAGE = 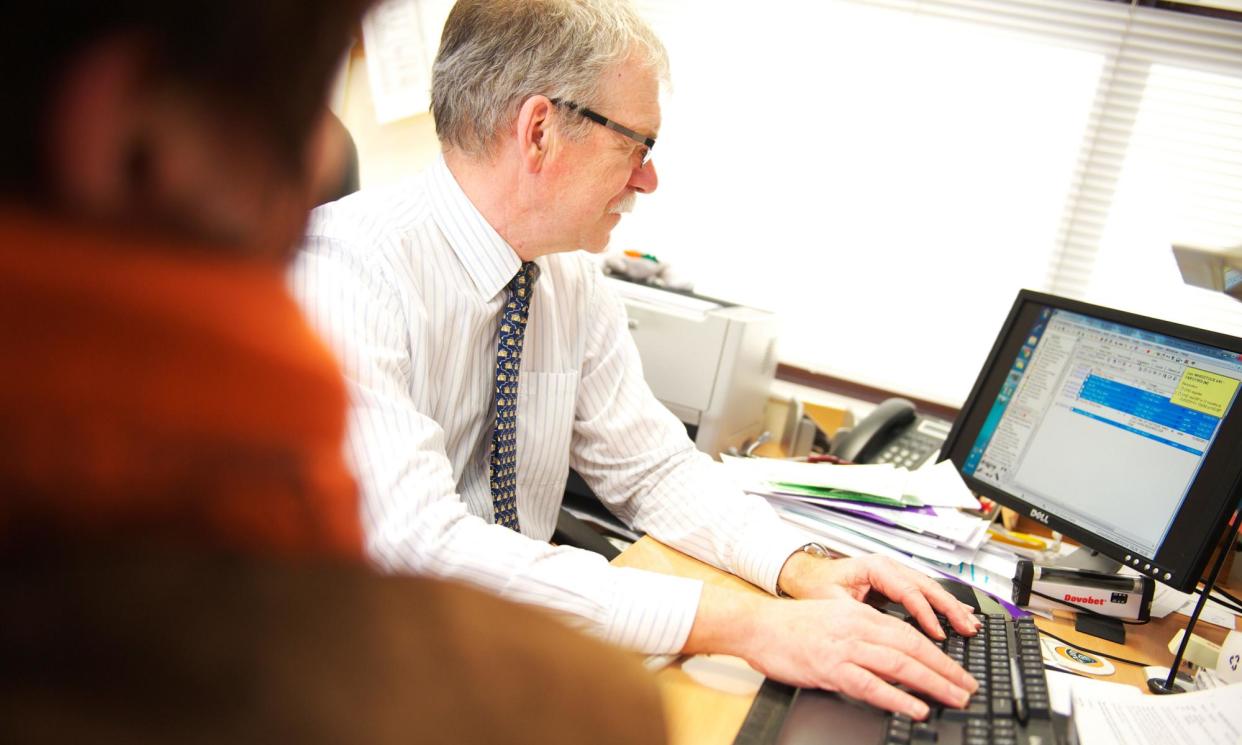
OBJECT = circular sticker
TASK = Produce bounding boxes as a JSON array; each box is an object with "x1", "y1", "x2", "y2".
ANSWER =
[{"x1": 1051, "y1": 644, "x2": 1115, "y2": 676}]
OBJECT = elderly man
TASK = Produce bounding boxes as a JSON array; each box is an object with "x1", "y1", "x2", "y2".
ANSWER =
[
  {"x1": 0, "y1": 2, "x2": 665, "y2": 742},
  {"x1": 296, "y1": 0, "x2": 978, "y2": 719}
]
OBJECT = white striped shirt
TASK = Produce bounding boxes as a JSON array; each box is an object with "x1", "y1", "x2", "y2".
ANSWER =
[{"x1": 291, "y1": 156, "x2": 812, "y2": 653}]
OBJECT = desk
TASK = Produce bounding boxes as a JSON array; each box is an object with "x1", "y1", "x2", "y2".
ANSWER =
[{"x1": 613, "y1": 536, "x2": 1240, "y2": 745}]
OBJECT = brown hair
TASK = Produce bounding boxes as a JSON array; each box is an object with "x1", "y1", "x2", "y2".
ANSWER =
[{"x1": 0, "y1": 1, "x2": 370, "y2": 199}]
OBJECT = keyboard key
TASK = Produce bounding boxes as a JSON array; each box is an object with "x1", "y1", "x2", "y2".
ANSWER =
[{"x1": 880, "y1": 611, "x2": 1058, "y2": 745}]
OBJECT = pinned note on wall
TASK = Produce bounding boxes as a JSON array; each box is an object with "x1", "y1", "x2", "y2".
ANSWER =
[{"x1": 360, "y1": 0, "x2": 454, "y2": 123}]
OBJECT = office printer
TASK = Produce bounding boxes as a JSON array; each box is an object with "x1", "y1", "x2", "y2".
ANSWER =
[
  {"x1": 607, "y1": 276, "x2": 779, "y2": 457},
  {"x1": 556, "y1": 277, "x2": 779, "y2": 553}
]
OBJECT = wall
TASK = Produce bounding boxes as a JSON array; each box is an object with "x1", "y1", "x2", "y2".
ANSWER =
[{"x1": 336, "y1": 47, "x2": 442, "y2": 188}]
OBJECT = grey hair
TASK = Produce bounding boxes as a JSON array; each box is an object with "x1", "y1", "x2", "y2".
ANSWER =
[{"x1": 431, "y1": 0, "x2": 668, "y2": 157}]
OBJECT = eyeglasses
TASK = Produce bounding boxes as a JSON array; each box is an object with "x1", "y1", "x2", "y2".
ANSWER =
[{"x1": 550, "y1": 97, "x2": 655, "y2": 167}]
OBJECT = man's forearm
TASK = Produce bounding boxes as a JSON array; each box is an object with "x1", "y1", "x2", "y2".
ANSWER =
[{"x1": 681, "y1": 583, "x2": 764, "y2": 657}]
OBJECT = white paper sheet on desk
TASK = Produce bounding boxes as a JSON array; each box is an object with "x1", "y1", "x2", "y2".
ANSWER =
[
  {"x1": 818, "y1": 510, "x2": 959, "y2": 552},
  {"x1": 814, "y1": 501, "x2": 992, "y2": 547},
  {"x1": 1147, "y1": 582, "x2": 1241, "y2": 627},
  {"x1": 777, "y1": 507, "x2": 960, "y2": 587},
  {"x1": 776, "y1": 502, "x2": 988, "y2": 567},
  {"x1": 1070, "y1": 675, "x2": 1242, "y2": 745},
  {"x1": 1044, "y1": 670, "x2": 1139, "y2": 717},
  {"x1": 776, "y1": 500, "x2": 1022, "y2": 600},
  {"x1": 1174, "y1": 595, "x2": 1241, "y2": 629},
  {"x1": 972, "y1": 544, "x2": 1021, "y2": 579},
  {"x1": 777, "y1": 504, "x2": 915, "y2": 560},
  {"x1": 936, "y1": 558, "x2": 1015, "y2": 594},
  {"x1": 721, "y1": 456, "x2": 981, "y2": 509},
  {"x1": 905, "y1": 460, "x2": 982, "y2": 510},
  {"x1": 721, "y1": 455, "x2": 906, "y2": 500}
]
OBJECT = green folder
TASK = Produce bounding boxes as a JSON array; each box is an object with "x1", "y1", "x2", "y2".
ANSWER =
[{"x1": 770, "y1": 481, "x2": 918, "y2": 508}]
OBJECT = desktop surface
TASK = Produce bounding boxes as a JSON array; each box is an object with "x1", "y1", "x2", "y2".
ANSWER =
[{"x1": 614, "y1": 536, "x2": 1240, "y2": 745}]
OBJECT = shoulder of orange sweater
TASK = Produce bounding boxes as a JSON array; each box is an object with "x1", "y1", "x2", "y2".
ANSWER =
[
  {"x1": 0, "y1": 212, "x2": 363, "y2": 561},
  {"x1": 0, "y1": 550, "x2": 668, "y2": 745}
]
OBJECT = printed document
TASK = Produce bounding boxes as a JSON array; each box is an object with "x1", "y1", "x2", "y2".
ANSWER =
[{"x1": 1071, "y1": 679, "x2": 1242, "y2": 745}]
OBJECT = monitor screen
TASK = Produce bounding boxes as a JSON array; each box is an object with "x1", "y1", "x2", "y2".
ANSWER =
[{"x1": 941, "y1": 290, "x2": 1242, "y2": 592}]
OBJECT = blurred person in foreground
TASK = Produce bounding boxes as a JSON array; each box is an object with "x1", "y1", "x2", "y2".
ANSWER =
[
  {"x1": 0, "y1": 4, "x2": 665, "y2": 744},
  {"x1": 294, "y1": 0, "x2": 979, "y2": 720}
]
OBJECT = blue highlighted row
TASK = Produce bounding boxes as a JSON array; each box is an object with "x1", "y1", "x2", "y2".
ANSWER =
[
  {"x1": 1070, "y1": 408, "x2": 1205, "y2": 456},
  {"x1": 1079, "y1": 375, "x2": 1218, "y2": 440}
]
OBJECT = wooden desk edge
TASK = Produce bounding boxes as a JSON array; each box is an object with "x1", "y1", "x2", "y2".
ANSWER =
[{"x1": 614, "y1": 536, "x2": 1241, "y2": 745}]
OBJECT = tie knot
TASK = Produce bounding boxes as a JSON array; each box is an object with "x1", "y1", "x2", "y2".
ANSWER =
[{"x1": 510, "y1": 261, "x2": 540, "y2": 292}]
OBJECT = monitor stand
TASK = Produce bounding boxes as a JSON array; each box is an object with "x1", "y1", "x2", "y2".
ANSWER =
[
  {"x1": 1047, "y1": 547, "x2": 1127, "y2": 644},
  {"x1": 1054, "y1": 546, "x2": 1122, "y2": 574}
]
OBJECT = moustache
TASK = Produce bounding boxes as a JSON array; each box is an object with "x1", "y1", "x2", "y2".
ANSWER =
[{"x1": 609, "y1": 191, "x2": 637, "y2": 215}]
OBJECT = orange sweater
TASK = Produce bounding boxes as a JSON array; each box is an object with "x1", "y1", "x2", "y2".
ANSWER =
[{"x1": 0, "y1": 212, "x2": 362, "y2": 558}]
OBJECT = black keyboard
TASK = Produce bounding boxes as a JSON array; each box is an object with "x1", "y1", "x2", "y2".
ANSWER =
[{"x1": 879, "y1": 613, "x2": 1060, "y2": 745}]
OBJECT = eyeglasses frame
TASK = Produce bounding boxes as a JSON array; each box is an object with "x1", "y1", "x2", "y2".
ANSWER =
[{"x1": 549, "y1": 97, "x2": 655, "y2": 167}]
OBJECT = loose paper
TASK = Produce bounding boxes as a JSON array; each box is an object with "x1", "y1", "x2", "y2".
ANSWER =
[{"x1": 1071, "y1": 676, "x2": 1242, "y2": 745}]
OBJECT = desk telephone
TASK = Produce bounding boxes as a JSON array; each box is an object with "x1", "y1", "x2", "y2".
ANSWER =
[{"x1": 829, "y1": 398, "x2": 951, "y2": 468}]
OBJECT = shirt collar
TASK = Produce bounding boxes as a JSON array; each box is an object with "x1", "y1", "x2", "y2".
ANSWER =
[{"x1": 425, "y1": 155, "x2": 523, "y2": 301}]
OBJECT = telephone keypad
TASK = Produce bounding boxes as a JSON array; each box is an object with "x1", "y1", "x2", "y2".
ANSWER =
[{"x1": 875, "y1": 428, "x2": 942, "y2": 469}]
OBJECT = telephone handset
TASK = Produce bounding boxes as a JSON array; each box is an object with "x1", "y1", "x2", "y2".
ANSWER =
[{"x1": 829, "y1": 397, "x2": 951, "y2": 468}]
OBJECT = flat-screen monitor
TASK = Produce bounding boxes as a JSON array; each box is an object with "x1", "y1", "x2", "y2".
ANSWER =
[{"x1": 941, "y1": 290, "x2": 1242, "y2": 592}]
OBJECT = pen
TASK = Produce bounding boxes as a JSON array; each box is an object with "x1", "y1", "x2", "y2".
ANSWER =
[
  {"x1": 987, "y1": 526, "x2": 1048, "y2": 550},
  {"x1": 1009, "y1": 657, "x2": 1028, "y2": 724},
  {"x1": 805, "y1": 454, "x2": 856, "y2": 465}
]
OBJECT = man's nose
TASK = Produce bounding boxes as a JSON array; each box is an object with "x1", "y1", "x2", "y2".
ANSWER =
[{"x1": 629, "y1": 159, "x2": 658, "y2": 194}]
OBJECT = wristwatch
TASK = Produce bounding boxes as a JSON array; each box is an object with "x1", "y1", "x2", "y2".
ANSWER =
[{"x1": 776, "y1": 542, "x2": 835, "y2": 598}]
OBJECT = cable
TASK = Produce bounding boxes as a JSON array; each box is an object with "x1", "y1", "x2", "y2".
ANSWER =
[
  {"x1": 1206, "y1": 585, "x2": 1242, "y2": 614},
  {"x1": 1037, "y1": 628, "x2": 1156, "y2": 668}
]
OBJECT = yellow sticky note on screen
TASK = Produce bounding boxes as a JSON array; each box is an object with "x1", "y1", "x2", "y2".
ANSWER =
[{"x1": 1171, "y1": 369, "x2": 1240, "y2": 417}]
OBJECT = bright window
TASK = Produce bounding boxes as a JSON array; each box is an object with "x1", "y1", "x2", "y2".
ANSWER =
[{"x1": 616, "y1": 0, "x2": 1242, "y2": 406}]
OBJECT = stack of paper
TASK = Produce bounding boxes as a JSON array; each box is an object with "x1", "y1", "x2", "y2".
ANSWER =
[
  {"x1": 720, "y1": 456, "x2": 982, "y2": 511},
  {"x1": 723, "y1": 456, "x2": 1011, "y2": 591}
]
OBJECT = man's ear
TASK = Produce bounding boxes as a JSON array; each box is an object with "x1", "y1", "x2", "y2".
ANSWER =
[
  {"x1": 515, "y1": 95, "x2": 555, "y2": 173},
  {"x1": 46, "y1": 37, "x2": 151, "y2": 215}
]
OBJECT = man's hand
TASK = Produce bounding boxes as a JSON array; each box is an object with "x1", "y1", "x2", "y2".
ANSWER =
[
  {"x1": 778, "y1": 551, "x2": 981, "y2": 640},
  {"x1": 684, "y1": 585, "x2": 977, "y2": 720}
]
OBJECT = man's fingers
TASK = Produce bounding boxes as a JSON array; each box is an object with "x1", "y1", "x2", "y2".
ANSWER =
[
  {"x1": 895, "y1": 586, "x2": 944, "y2": 641},
  {"x1": 910, "y1": 575, "x2": 983, "y2": 636},
  {"x1": 866, "y1": 558, "x2": 981, "y2": 638},
  {"x1": 831, "y1": 663, "x2": 930, "y2": 720},
  {"x1": 860, "y1": 559, "x2": 942, "y2": 635},
  {"x1": 863, "y1": 612, "x2": 978, "y2": 693},
  {"x1": 849, "y1": 641, "x2": 972, "y2": 710}
]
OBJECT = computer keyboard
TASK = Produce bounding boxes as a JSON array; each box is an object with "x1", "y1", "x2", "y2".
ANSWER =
[{"x1": 879, "y1": 613, "x2": 1060, "y2": 745}]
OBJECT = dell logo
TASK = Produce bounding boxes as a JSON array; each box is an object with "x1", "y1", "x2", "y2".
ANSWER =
[{"x1": 1029, "y1": 508, "x2": 1050, "y2": 524}]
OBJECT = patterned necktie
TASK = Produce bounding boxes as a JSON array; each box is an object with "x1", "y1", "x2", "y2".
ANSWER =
[{"x1": 490, "y1": 261, "x2": 539, "y2": 531}]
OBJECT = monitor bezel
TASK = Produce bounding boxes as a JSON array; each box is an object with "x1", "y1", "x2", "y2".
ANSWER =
[{"x1": 941, "y1": 289, "x2": 1242, "y2": 592}]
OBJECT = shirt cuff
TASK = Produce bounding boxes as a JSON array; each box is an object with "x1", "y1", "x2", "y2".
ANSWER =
[
  {"x1": 732, "y1": 519, "x2": 822, "y2": 596},
  {"x1": 602, "y1": 567, "x2": 703, "y2": 654}
]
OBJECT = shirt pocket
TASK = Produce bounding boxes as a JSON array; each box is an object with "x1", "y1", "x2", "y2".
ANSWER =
[{"x1": 516, "y1": 370, "x2": 579, "y2": 526}]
